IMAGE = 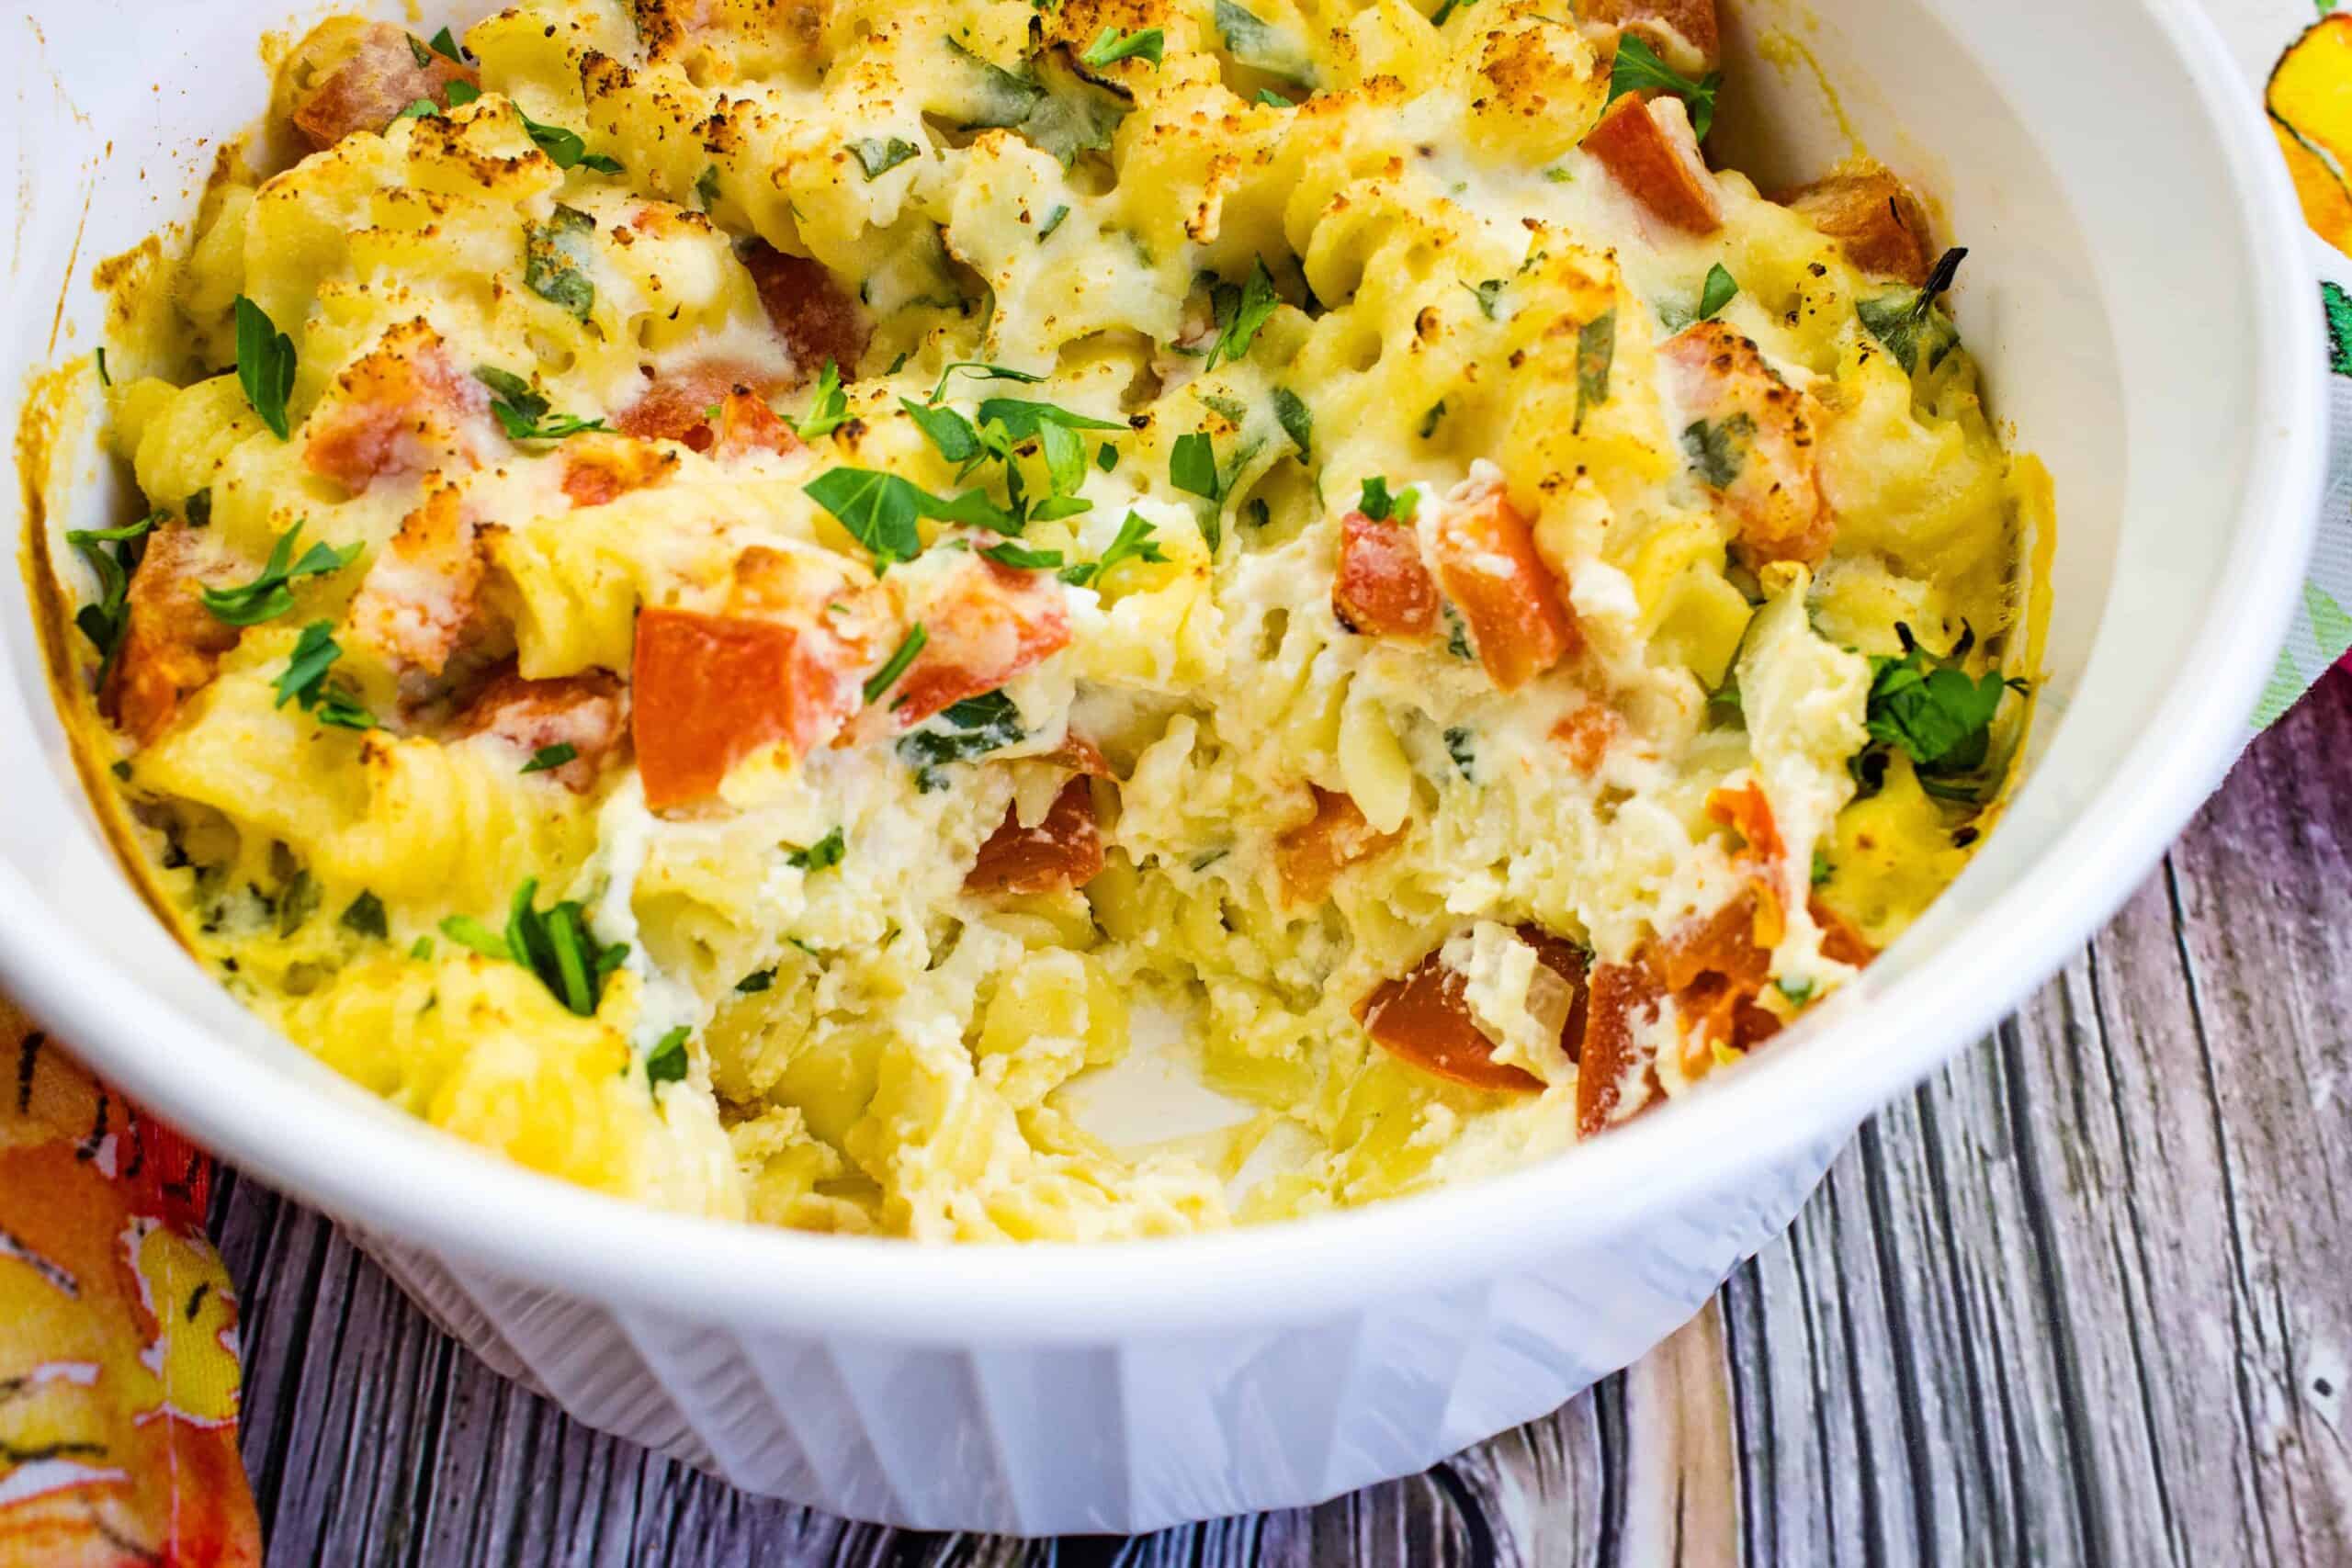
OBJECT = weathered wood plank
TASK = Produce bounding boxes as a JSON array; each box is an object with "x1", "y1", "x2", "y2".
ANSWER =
[{"x1": 211, "y1": 678, "x2": 2352, "y2": 1566}]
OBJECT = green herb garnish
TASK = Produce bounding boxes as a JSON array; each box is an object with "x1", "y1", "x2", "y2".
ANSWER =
[
  {"x1": 1698, "y1": 264, "x2": 1740, "y2": 321},
  {"x1": 1856, "y1": 626, "x2": 2023, "y2": 801},
  {"x1": 849, "y1": 136, "x2": 921, "y2": 179},
  {"x1": 473, "y1": 366, "x2": 607, "y2": 442},
  {"x1": 863, "y1": 625, "x2": 929, "y2": 705},
  {"x1": 272, "y1": 622, "x2": 374, "y2": 729},
  {"x1": 1857, "y1": 247, "x2": 1968, "y2": 376},
  {"x1": 341, "y1": 890, "x2": 389, "y2": 939},
  {"x1": 1058, "y1": 511, "x2": 1165, "y2": 587},
  {"x1": 233, "y1": 296, "x2": 296, "y2": 439},
  {"x1": 1419, "y1": 400, "x2": 1446, "y2": 439},
  {"x1": 518, "y1": 108, "x2": 622, "y2": 174},
  {"x1": 1080, "y1": 26, "x2": 1164, "y2": 68},
  {"x1": 524, "y1": 206, "x2": 598, "y2": 322},
  {"x1": 983, "y1": 541, "x2": 1066, "y2": 570},
  {"x1": 1444, "y1": 726, "x2": 1476, "y2": 780},
  {"x1": 1272, "y1": 386, "x2": 1312, "y2": 457},
  {"x1": 695, "y1": 164, "x2": 721, "y2": 210},
  {"x1": 63, "y1": 513, "x2": 158, "y2": 674},
  {"x1": 200, "y1": 523, "x2": 361, "y2": 626},
  {"x1": 1681, "y1": 413, "x2": 1752, "y2": 489},
  {"x1": 897, "y1": 688, "x2": 1027, "y2": 788},
  {"x1": 1038, "y1": 204, "x2": 1071, "y2": 242},
  {"x1": 796, "y1": 360, "x2": 849, "y2": 440},
  {"x1": 1574, "y1": 309, "x2": 1615, "y2": 433},
  {"x1": 786, "y1": 828, "x2": 846, "y2": 871},
  {"x1": 520, "y1": 743, "x2": 578, "y2": 775},
  {"x1": 736, "y1": 968, "x2": 776, "y2": 993},
  {"x1": 804, "y1": 468, "x2": 933, "y2": 572},
  {"x1": 1607, "y1": 34, "x2": 1721, "y2": 140},
  {"x1": 647, "y1": 1026, "x2": 690, "y2": 1088},
  {"x1": 427, "y1": 26, "x2": 465, "y2": 62},
  {"x1": 1464, "y1": 278, "x2": 1505, "y2": 320},
  {"x1": 1205, "y1": 258, "x2": 1279, "y2": 371}
]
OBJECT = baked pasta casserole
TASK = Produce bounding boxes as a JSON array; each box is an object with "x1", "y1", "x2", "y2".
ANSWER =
[{"x1": 39, "y1": 0, "x2": 2044, "y2": 1238}]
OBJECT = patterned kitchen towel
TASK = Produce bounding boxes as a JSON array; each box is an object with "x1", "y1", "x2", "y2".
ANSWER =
[
  {"x1": 2237, "y1": 3, "x2": 2352, "y2": 721},
  {"x1": 0, "y1": 997, "x2": 261, "y2": 1567}
]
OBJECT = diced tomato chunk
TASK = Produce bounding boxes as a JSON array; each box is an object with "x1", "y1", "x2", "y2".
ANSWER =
[
  {"x1": 1661, "y1": 321, "x2": 1832, "y2": 570},
  {"x1": 303, "y1": 322, "x2": 489, "y2": 493},
  {"x1": 1705, "y1": 781, "x2": 1784, "y2": 868},
  {"x1": 1357, "y1": 953, "x2": 1545, "y2": 1094},
  {"x1": 288, "y1": 20, "x2": 481, "y2": 151},
  {"x1": 1432, "y1": 481, "x2": 1576, "y2": 692},
  {"x1": 1586, "y1": 0, "x2": 1720, "y2": 70},
  {"x1": 632, "y1": 608, "x2": 820, "y2": 810},
  {"x1": 1781, "y1": 164, "x2": 1934, "y2": 287},
  {"x1": 101, "y1": 523, "x2": 241, "y2": 748},
  {"x1": 1581, "y1": 94, "x2": 1722, "y2": 235},
  {"x1": 560, "y1": 437, "x2": 677, "y2": 508},
  {"x1": 965, "y1": 776, "x2": 1104, "y2": 896},
  {"x1": 613, "y1": 360, "x2": 784, "y2": 448},
  {"x1": 345, "y1": 486, "x2": 482, "y2": 680},
  {"x1": 887, "y1": 558, "x2": 1070, "y2": 728},
  {"x1": 1552, "y1": 701, "x2": 1618, "y2": 774},
  {"x1": 457, "y1": 665, "x2": 628, "y2": 793},
  {"x1": 1812, "y1": 896, "x2": 1877, "y2": 968},
  {"x1": 1577, "y1": 961, "x2": 1666, "y2": 1136},
  {"x1": 741, "y1": 240, "x2": 870, "y2": 379},
  {"x1": 707, "y1": 389, "x2": 800, "y2": 458},
  {"x1": 1333, "y1": 510, "x2": 1438, "y2": 637},
  {"x1": 1275, "y1": 786, "x2": 1402, "y2": 905}
]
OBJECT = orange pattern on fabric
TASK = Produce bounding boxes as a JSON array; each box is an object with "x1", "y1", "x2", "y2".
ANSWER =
[
  {"x1": 0, "y1": 998, "x2": 260, "y2": 1567},
  {"x1": 2270, "y1": 15, "x2": 2352, "y2": 259}
]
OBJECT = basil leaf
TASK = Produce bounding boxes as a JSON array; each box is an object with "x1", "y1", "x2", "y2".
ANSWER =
[
  {"x1": 518, "y1": 108, "x2": 621, "y2": 175},
  {"x1": 524, "y1": 205, "x2": 598, "y2": 321},
  {"x1": 1857, "y1": 247, "x2": 1968, "y2": 375},
  {"x1": 1606, "y1": 34, "x2": 1721, "y2": 140},
  {"x1": 233, "y1": 295, "x2": 297, "y2": 439},
  {"x1": 983, "y1": 541, "x2": 1066, "y2": 570},
  {"x1": 901, "y1": 397, "x2": 982, "y2": 464},
  {"x1": 520, "y1": 743, "x2": 578, "y2": 775},
  {"x1": 1205, "y1": 258, "x2": 1279, "y2": 371},
  {"x1": 1080, "y1": 25, "x2": 1164, "y2": 67},
  {"x1": 1681, "y1": 413, "x2": 1752, "y2": 489},
  {"x1": 444, "y1": 80, "x2": 481, "y2": 107},
  {"x1": 804, "y1": 468, "x2": 927, "y2": 571},
  {"x1": 200, "y1": 522, "x2": 362, "y2": 626},
  {"x1": 427, "y1": 26, "x2": 465, "y2": 62},
  {"x1": 1170, "y1": 432, "x2": 1221, "y2": 502},
  {"x1": 1058, "y1": 510, "x2": 1165, "y2": 586},
  {"x1": 1272, "y1": 386, "x2": 1312, "y2": 457},
  {"x1": 971, "y1": 398, "x2": 1125, "y2": 438},
  {"x1": 797, "y1": 360, "x2": 849, "y2": 440},
  {"x1": 63, "y1": 513, "x2": 158, "y2": 671}
]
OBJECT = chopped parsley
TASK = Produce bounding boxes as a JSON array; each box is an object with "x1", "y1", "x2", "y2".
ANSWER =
[
  {"x1": 1170, "y1": 432, "x2": 1222, "y2": 502},
  {"x1": 520, "y1": 743, "x2": 578, "y2": 775},
  {"x1": 1272, "y1": 386, "x2": 1312, "y2": 457},
  {"x1": 983, "y1": 541, "x2": 1065, "y2": 570},
  {"x1": 735, "y1": 967, "x2": 777, "y2": 993},
  {"x1": 1464, "y1": 278, "x2": 1506, "y2": 320},
  {"x1": 184, "y1": 488, "x2": 212, "y2": 528},
  {"x1": 63, "y1": 513, "x2": 158, "y2": 674},
  {"x1": 1080, "y1": 26, "x2": 1165, "y2": 68},
  {"x1": 1858, "y1": 247, "x2": 1968, "y2": 375},
  {"x1": 646, "y1": 1027, "x2": 690, "y2": 1088},
  {"x1": 1204, "y1": 258, "x2": 1280, "y2": 371},
  {"x1": 1215, "y1": 0, "x2": 1316, "y2": 86},
  {"x1": 1811, "y1": 849, "x2": 1833, "y2": 886},
  {"x1": 518, "y1": 108, "x2": 622, "y2": 174},
  {"x1": 1682, "y1": 413, "x2": 1753, "y2": 489},
  {"x1": 473, "y1": 366, "x2": 608, "y2": 442},
  {"x1": 524, "y1": 206, "x2": 598, "y2": 322},
  {"x1": 695, "y1": 164, "x2": 722, "y2": 210},
  {"x1": 1357, "y1": 475, "x2": 1418, "y2": 522},
  {"x1": 1096, "y1": 443, "x2": 1118, "y2": 472},
  {"x1": 93, "y1": 346, "x2": 110, "y2": 386},
  {"x1": 277, "y1": 871, "x2": 322, "y2": 937},
  {"x1": 849, "y1": 136, "x2": 921, "y2": 179},
  {"x1": 1255, "y1": 88, "x2": 1293, "y2": 107},
  {"x1": 426, "y1": 25, "x2": 466, "y2": 62},
  {"x1": 930, "y1": 361, "x2": 1046, "y2": 402},
  {"x1": 1058, "y1": 510, "x2": 1166, "y2": 587},
  {"x1": 199, "y1": 523, "x2": 362, "y2": 626},
  {"x1": 232, "y1": 296, "x2": 296, "y2": 439},
  {"x1": 796, "y1": 360, "x2": 849, "y2": 440},
  {"x1": 439, "y1": 878, "x2": 628, "y2": 1017},
  {"x1": 1443, "y1": 603, "x2": 1474, "y2": 660},
  {"x1": 1606, "y1": 34, "x2": 1721, "y2": 140},
  {"x1": 1038, "y1": 204, "x2": 1070, "y2": 242},
  {"x1": 1856, "y1": 626, "x2": 2025, "y2": 802},
  {"x1": 803, "y1": 468, "x2": 933, "y2": 572},
  {"x1": 1419, "y1": 400, "x2": 1446, "y2": 439},
  {"x1": 1574, "y1": 310, "x2": 1616, "y2": 432},
  {"x1": 1444, "y1": 726, "x2": 1476, "y2": 780},
  {"x1": 897, "y1": 689, "x2": 1027, "y2": 789},
  {"x1": 1698, "y1": 263, "x2": 1741, "y2": 321},
  {"x1": 340, "y1": 890, "x2": 389, "y2": 939},
  {"x1": 786, "y1": 828, "x2": 847, "y2": 871},
  {"x1": 863, "y1": 625, "x2": 929, "y2": 705},
  {"x1": 271, "y1": 622, "x2": 374, "y2": 729},
  {"x1": 1775, "y1": 976, "x2": 1815, "y2": 1005}
]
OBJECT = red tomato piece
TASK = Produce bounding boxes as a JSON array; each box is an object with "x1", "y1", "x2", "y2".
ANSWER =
[
  {"x1": 1275, "y1": 786, "x2": 1402, "y2": 906},
  {"x1": 303, "y1": 322, "x2": 489, "y2": 493},
  {"x1": 888, "y1": 558, "x2": 1070, "y2": 728},
  {"x1": 1812, "y1": 896, "x2": 1877, "y2": 969},
  {"x1": 102, "y1": 523, "x2": 241, "y2": 748},
  {"x1": 1661, "y1": 321, "x2": 1832, "y2": 570},
  {"x1": 457, "y1": 665, "x2": 628, "y2": 793},
  {"x1": 965, "y1": 776, "x2": 1105, "y2": 896},
  {"x1": 288, "y1": 20, "x2": 481, "y2": 151},
  {"x1": 1356, "y1": 954, "x2": 1546, "y2": 1094},
  {"x1": 1705, "y1": 781, "x2": 1785, "y2": 869},
  {"x1": 632, "y1": 608, "x2": 805, "y2": 810},
  {"x1": 560, "y1": 437, "x2": 677, "y2": 508},
  {"x1": 345, "y1": 485, "x2": 483, "y2": 680},
  {"x1": 1577, "y1": 961, "x2": 1667, "y2": 1136},
  {"x1": 1552, "y1": 701, "x2": 1618, "y2": 774},
  {"x1": 742, "y1": 240, "x2": 871, "y2": 379},
  {"x1": 1581, "y1": 94, "x2": 1722, "y2": 235},
  {"x1": 1332, "y1": 509, "x2": 1439, "y2": 637},
  {"x1": 707, "y1": 389, "x2": 800, "y2": 459},
  {"x1": 612, "y1": 360, "x2": 793, "y2": 452},
  {"x1": 1432, "y1": 482, "x2": 1577, "y2": 692}
]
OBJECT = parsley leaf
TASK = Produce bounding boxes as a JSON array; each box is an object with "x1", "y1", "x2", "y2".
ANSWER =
[
  {"x1": 233, "y1": 296, "x2": 297, "y2": 439},
  {"x1": 1444, "y1": 725, "x2": 1476, "y2": 780},
  {"x1": 804, "y1": 468, "x2": 931, "y2": 571},
  {"x1": 1419, "y1": 400, "x2": 1446, "y2": 439},
  {"x1": 1058, "y1": 510, "x2": 1166, "y2": 587},
  {"x1": 271, "y1": 622, "x2": 374, "y2": 729},
  {"x1": 520, "y1": 743, "x2": 578, "y2": 775},
  {"x1": 983, "y1": 541, "x2": 1065, "y2": 570},
  {"x1": 1857, "y1": 247, "x2": 1968, "y2": 375},
  {"x1": 473, "y1": 366, "x2": 607, "y2": 442},
  {"x1": 199, "y1": 522, "x2": 362, "y2": 626},
  {"x1": 93, "y1": 346, "x2": 110, "y2": 387},
  {"x1": 1205, "y1": 258, "x2": 1279, "y2": 371},
  {"x1": 929, "y1": 361, "x2": 1045, "y2": 402},
  {"x1": 1607, "y1": 34, "x2": 1722, "y2": 140},
  {"x1": 445, "y1": 80, "x2": 481, "y2": 107},
  {"x1": 1081, "y1": 25, "x2": 1164, "y2": 67},
  {"x1": 849, "y1": 136, "x2": 921, "y2": 179},
  {"x1": 896, "y1": 689, "x2": 1027, "y2": 787},
  {"x1": 1464, "y1": 278, "x2": 1505, "y2": 319},
  {"x1": 64, "y1": 513, "x2": 159, "y2": 674},
  {"x1": 796, "y1": 360, "x2": 849, "y2": 440},
  {"x1": 485, "y1": 877, "x2": 629, "y2": 1016},
  {"x1": 1171, "y1": 432, "x2": 1222, "y2": 502},
  {"x1": 646, "y1": 1027, "x2": 690, "y2": 1087},
  {"x1": 1038, "y1": 204, "x2": 1070, "y2": 241},
  {"x1": 1255, "y1": 87, "x2": 1293, "y2": 107},
  {"x1": 1575, "y1": 309, "x2": 1616, "y2": 432},
  {"x1": 694, "y1": 165, "x2": 721, "y2": 210},
  {"x1": 1859, "y1": 629, "x2": 2020, "y2": 798},
  {"x1": 409, "y1": 33, "x2": 435, "y2": 68},
  {"x1": 1215, "y1": 0, "x2": 1316, "y2": 86},
  {"x1": 524, "y1": 206, "x2": 598, "y2": 321},
  {"x1": 518, "y1": 109, "x2": 622, "y2": 174},
  {"x1": 863, "y1": 624, "x2": 929, "y2": 705},
  {"x1": 735, "y1": 968, "x2": 776, "y2": 993},
  {"x1": 1357, "y1": 475, "x2": 1399, "y2": 520},
  {"x1": 427, "y1": 26, "x2": 466, "y2": 62},
  {"x1": 341, "y1": 890, "x2": 389, "y2": 938},
  {"x1": 1272, "y1": 386, "x2": 1312, "y2": 457},
  {"x1": 972, "y1": 398, "x2": 1125, "y2": 439},
  {"x1": 901, "y1": 397, "x2": 983, "y2": 464},
  {"x1": 787, "y1": 828, "x2": 846, "y2": 871}
]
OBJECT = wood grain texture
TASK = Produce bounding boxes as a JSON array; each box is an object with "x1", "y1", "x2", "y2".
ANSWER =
[{"x1": 209, "y1": 672, "x2": 2352, "y2": 1566}]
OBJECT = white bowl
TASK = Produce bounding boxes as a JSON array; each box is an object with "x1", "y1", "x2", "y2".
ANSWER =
[{"x1": 1, "y1": 0, "x2": 2322, "y2": 1534}]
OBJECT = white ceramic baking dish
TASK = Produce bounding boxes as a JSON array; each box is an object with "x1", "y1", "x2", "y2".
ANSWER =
[{"x1": 1, "y1": 0, "x2": 2322, "y2": 1534}]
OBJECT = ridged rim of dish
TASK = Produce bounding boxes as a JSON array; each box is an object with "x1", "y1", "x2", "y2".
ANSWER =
[{"x1": 0, "y1": 0, "x2": 2324, "y2": 1339}]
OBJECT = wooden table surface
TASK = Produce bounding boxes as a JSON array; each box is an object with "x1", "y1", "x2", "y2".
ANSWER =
[{"x1": 207, "y1": 670, "x2": 2352, "y2": 1566}]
